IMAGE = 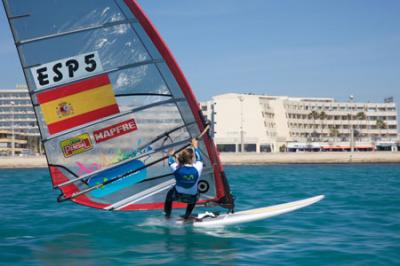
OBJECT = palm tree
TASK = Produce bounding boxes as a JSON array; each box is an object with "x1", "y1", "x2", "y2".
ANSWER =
[
  {"x1": 319, "y1": 111, "x2": 327, "y2": 141},
  {"x1": 308, "y1": 110, "x2": 320, "y2": 141},
  {"x1": 329, "y1": 127, "x2": 339, "y2": 143},
  {"x1": 376, "y1": 119, "x2": 387, "y2": 141},
  {"x1": 355, "y1": 112, "x2": 366, "y2": 141},
  {"x1": 346, "y1": 112, "x2": 354, "y2": 151},
  {"x1": 355, "y1": 111, "x2": 366, "y2": 120}
]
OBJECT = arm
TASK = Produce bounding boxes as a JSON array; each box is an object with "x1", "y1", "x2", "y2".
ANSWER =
[
  {"x1": 191, "y1": 138, "x2": 203, "y2": 174},
  {"x1": 191, "y1": 138, "x2": 202, "y2": 161},
  {"x1": 191, "y1": 138, "x2": 202, "y2": 162},
  {"x1": 194, "y1": 148, "x2": 202, "y2": 162},
  {"x1": 168, "y1": 149, "x2": 178, "y2": 172}
]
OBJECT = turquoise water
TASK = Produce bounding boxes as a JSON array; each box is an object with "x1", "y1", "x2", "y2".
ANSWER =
[{"x1": 1, "y1": 164, "x2": 400, "y2": 265}]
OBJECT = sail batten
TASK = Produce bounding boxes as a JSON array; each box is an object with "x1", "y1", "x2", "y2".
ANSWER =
[
  {"x1": 106, "y1": 179, "x2": 176, "y2": 211},
  {"x1": 2, "y1": 0, "x2": 234, "y2": 212},
  {"x1": 8, "y1": 13, "x2": 30, "y2": 20},
  {"x1": 17, "y1": 19, "x2": 137, "y2": 46},
  {"x1": 115, "y1": 93, "x2": 172, "y2": 98}
]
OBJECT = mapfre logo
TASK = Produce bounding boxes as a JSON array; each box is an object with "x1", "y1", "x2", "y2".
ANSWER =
[
  {"x1": 60, "y1": 133, "x2": 93, "y2": 157},
  {"x1": 93, "y1": 119, "x2": 137, "y2": 143}
]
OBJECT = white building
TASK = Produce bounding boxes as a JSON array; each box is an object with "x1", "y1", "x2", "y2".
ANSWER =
[
  {"x1": 0, "y1": 85, "x2": 39, "y2": 135},
  {"x1": 0, "y1": 85, "x2": 41, "y2": 155},
  {"x1": 201, "y1": 93, "x2": 399, "y2": 152},
  {"x1": 201, "y1": 93, "x2": 277, "y2": 152}
]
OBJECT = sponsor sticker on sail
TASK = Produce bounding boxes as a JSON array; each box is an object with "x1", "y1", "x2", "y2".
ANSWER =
[
  {"x1": 60, "y1": 133, "x2": 93, "y2": 157},
  {"x1": 37, "y1": 74, "x2": 120, "y2": 135},
  {"x1": 93, "y1": 119, "x2": 138, "y2": 143}
]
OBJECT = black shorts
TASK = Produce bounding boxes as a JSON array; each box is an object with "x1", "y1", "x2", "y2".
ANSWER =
[{"x1": 170, "y1": 187, "x2": 199, "y2": 204}]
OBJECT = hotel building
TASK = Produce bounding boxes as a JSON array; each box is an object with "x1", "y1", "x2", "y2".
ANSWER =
[
  {"x1": 201, "y1": 93, "x2": 399, "y2": 153},
  {"x1": 0, "y1": 85, "x2": 41, "y2": 155}
]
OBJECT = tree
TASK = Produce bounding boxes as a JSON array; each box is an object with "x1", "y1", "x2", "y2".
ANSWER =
[
  {"x1": 308, "y1": 111, "x2": 320, "y2": 141},
  {"x1": 279, "y1": 144, "x2": 287, "y2": 152},
  {"x1": 355, "y1": 112, "x2": 366, "y2": 141},
  {"x1": 355, "y1": 111, "x2": 366, "y2": 120},
  {"x1": 376, "y1": 119, "x2": 387, "y2": 141},
  {"x1": 329, "y1": 127, "x2": 339, "y2": 143},
  {"x1": 319, "y1": 111, "x2": 327, "y2": 141}
]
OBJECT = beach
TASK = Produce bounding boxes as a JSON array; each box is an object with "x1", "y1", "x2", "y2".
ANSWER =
[
  {"x1": 220, "y1": 151, "x2": 400, "y2": 165},
  {"x1": 0, "y1": 156, "x2": 47, "y2": 168},
  {"x1": 0, "y1": 152, "x2": 400, "y2": 168}
]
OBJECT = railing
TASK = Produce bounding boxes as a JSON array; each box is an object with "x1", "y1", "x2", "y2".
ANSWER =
[{"x1": 0, "y1": 111, "x2": 35, "y2": 114}]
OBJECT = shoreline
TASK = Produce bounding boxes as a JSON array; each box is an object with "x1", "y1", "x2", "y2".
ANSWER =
[
  {"x1": 220, "y1": 151, "x2": 400, "y2": 165},
  {"x1": 0, "y1": 156, "x2": 48, "y2": 169},
  {"x1": 1, "y1": 152, "x2": 400, "y2": 168}
]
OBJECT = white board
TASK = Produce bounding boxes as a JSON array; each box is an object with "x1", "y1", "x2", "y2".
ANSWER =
[{"x1": 174, "y1": 195, "x2": 324, "y2": 227}]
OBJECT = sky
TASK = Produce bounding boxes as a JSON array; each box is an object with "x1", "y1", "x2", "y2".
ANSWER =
[{"x1": 1, "y1": 0, "x2": 400, "y2": 108}]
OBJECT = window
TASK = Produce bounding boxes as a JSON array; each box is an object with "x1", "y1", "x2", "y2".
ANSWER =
[
  {"x1": 217, "y1": 144, "x2": 236, "y2": 152},
  {"x1": 260, "y1": 144, "x2": 272, "y2": 152},
  {"x1": 244, "y1": 144, "x2": 257, "y2": 152}
]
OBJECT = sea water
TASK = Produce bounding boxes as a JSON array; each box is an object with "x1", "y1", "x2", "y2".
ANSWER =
[{"x1": 1, "y1": 164, "x2": 399, "y2": 265}]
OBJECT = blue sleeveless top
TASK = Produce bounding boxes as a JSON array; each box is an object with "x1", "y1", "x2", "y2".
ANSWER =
[{"x1": 168, "y1": 148, "x2": 203, "y2": 195}]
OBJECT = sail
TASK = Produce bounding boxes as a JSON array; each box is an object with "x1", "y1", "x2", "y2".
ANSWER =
[{"x1": 2, "y1": 0, "x2": 234, "y2": 211}]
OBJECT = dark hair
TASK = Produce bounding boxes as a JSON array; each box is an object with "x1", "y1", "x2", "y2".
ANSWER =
[{"x1": 178, "y1": 148, "x2": 193, "y2": 164}]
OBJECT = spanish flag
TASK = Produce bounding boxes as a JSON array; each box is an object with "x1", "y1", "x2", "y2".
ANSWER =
[{"x1": 37, "y1": 75, "x2": 120, "y2": 135}]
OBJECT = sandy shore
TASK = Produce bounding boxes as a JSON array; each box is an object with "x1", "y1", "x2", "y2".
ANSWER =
[
  {"x1": 220, "y1": 152, "x2": 400, "y2": 165},
  {"x1": 0, "y1": 156, "x2": 48, "y2": 168},
  {"x1": 0, "y1": 152, "x2": 399, "y2": 168}
]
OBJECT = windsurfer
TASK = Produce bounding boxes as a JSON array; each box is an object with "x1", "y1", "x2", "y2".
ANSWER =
[{"x1": 164, "y1": 138, "x2": 203, "y2": 221}]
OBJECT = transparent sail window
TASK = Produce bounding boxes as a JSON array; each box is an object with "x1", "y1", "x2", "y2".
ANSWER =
[
  {"x1": 111, "y1": 64, "x2": 170, "y2": 96},
  {"x1": 5, "y1": 0, "x2": 128, "y2": 42}
]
